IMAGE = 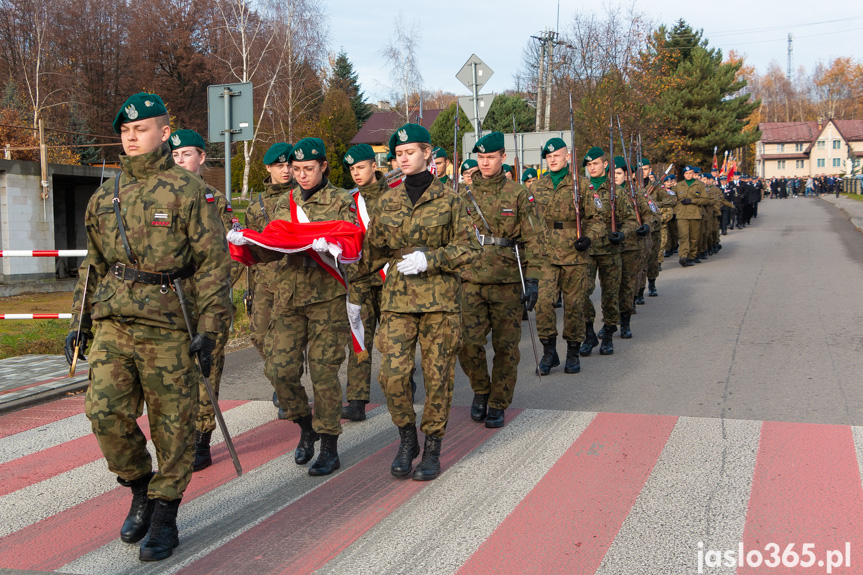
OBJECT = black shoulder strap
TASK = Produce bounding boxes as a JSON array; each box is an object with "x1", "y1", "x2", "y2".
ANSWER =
[
  {"x1": 464, "y1": 189, "x2": 493, "y2": 235},
  {"x1": 259, "y1": 192, "x2": 270, "y2": 224},
  {"x1": 112, "y1": 176, "x2": 137, "y2": 265}
]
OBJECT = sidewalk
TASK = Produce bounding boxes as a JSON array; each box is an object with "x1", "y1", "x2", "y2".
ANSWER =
[
  {"x1": 821, "y1": 194, "x2": 863, "y2": 233},
  {"x1": 0, "y1": 354, "x2": 88, "y2": 413}
]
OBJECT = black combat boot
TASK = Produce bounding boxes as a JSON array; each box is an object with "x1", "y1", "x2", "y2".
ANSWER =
[
  {"x1": 564, "y1": 341, "x2": 581, "y2": 373},
  {"x1": 635, "y1": 288, "x2": 646, "y2": 305},
  {"x1": 580, "y1": 323, "x2": 599, "y2": 356},
  {"x1": 599, "y1": 324, "x2": 616, "y2": 355},
  {"x1": 648, "y1": 279, "x2": 658, "y2": 297},
  {"x1": 485, "y1": 408, "x2": 505, "y2": 428},
  {"x1": 470, "y1": 393, "x2": 489, "y2": 421},
  {"x1": 341, "y1": 399, "x2": 367, "y2": 422},
  {"x1": 664, "y1": 249, "x2": 673, "y2": 258},
  {"x1": 192, "y1": 431, "x2": 212, "y2": 472},
  {"x1": 294, "y1": 413, "x2": 319, "y2": 465},
  {"x1": 139, "y1": 498, "x2": 180, "y2": 561},
  {"x1": 119, "y1": 471, "x2": 155, "y2": 544},
  {"x1": 620, "y1": 314, "x2": 633, "y2": 339},
  {"x1": 412, "y1": 435, "x2": 442, "y2": 481},
  {"x1": 679, "y1": 257, "x2": 688, "y2": 267},
  {"x1": 391, "y1": 425, "x2": 420, "y2": 478},
  {"x1": 692, "y1": 256, "x2": 702, "y2": 263},
  {"x1": 309, "y1": 434, "x2": 340, "y2": 476},
  {"x1": 538, "y1": 337, "x2": 560, "y2": 375}
]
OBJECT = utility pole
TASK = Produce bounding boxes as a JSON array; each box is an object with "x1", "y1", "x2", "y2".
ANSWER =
[
  {"x1": 786, "y1": 33, "x2": 794, "y2": 82},
  {"x1": 534, "y1": 33, "x2": 546, "y2": 132},
  {"x1": 544, "y1": 30, "x2": 556, "y2": 132}
]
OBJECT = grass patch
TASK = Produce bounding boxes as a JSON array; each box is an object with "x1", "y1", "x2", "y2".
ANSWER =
[{"x1": 840, "y1": 193, "x2": 863, "y2": 202}]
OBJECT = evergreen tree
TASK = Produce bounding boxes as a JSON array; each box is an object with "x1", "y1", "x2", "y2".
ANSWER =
[
  {"x1": 429, "y1": 102, "x2": 470, "y2": 162},
  {"x1": 316, "y1": 88, "x2": 358, "y2": 189},
  {"x1": 644, "y1": 20, "x2": 760, "y2": 167},
  {"x1": 331, "y1": 50, "x2": 372, "y2": 130},
  {"x1": 480, "y1": 94, "x2": 535, "y2": 134}
]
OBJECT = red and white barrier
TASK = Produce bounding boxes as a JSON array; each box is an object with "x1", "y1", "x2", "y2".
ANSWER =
[
  {"x1": 0, "y1": 314, "x2": 72, "y2": 320},
  {"x1": 0, "y1": 250, "x2": 87, "y2": 257}
]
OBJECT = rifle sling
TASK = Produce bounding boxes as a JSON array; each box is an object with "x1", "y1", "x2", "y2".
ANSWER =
[
  {"x1": 465, "y1": 189, "x2": 494, "y2": 236},
  {"x1": 112, "y1": 177, "x2": 138, "y2": 266},
  {"x1": 259, "y1": 193, "x2": 270, "y2": 224}
]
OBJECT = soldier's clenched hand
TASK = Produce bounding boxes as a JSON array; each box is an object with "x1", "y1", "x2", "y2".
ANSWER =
[
  {"x1": 189, "y1": 333, "x2": 217, "y2": 378},
  {"x1": 522, "y1": 279, "x2": 539, "y2": 311},
  {"x1": 608, "y1": 231, "x2": 625, "y2": 245},
  {"x1": 680, "y1": 198, "x2": 692, "y2": 205},
  {"x1": 636, "y1": 224, "x2": 651, "y2": 236},
  {"x1": 226, "y1": 229, "x2": 248, "y2": 245},
  {"x1": 311, "y1": 237, "x2": 329, "y2": 253},
  {"x1": 574, "y1": 236, "x2": 591, "y2": 252},
  {"x1": 64, "y1": 331, "x2": 90, "y2": 365},
  {"x1": 396, "y1": 251, "x2": 428, "y2": 275}
]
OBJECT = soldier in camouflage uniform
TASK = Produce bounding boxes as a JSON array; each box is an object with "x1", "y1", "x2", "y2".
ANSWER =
[
  {"x1": 609, "y1": 157, "x2": 647, "y2": 338},
  {"x1": 229, "y1": 138, "x2": 357, "y2": 478},
  {"x1": 521, "y1": 167, "x2": 538, "y2": 190},
  {"x1": 351, "y1": 123, "x2": 480, "y2": 481},
  {"x1": 461, "y1": 158, "x2": 479, "y2": 190},
  {"x1": 457, "y1": 132, "x2": 545, "y2": 428},
  {"x1": 433, "y1": 147, "x2": 452, "y2": 186},
  {"x1": 578, "y1": 147, "x2": 627, "y2": 357},
  {"x1": 341, "y1": 143, "x2": 391, "y2": 422},
  {"x1": 531, "y1": 138, "x2": 604, "y2": 375},
  {"x1": 169, "y1": 129, "x2": 242, "y2": 472},
  {"x1": 64, "y1": 93, "x2": 232, "y2": 561},
  {"x1": 658, "y1": 174, "x2": 678, "y2": 259},
  {"x1": 245, "y1": 143, "x2": 295, "y2": 420},
  {"x1": 674, "y1": 166, "x2": 711, "y2": 266},
  {"x1": 640, "y1": 178, "x2": 663, "y2": 298},
  {"x1": 704, "y1": 173, "x2": 733, "y2": 254}
]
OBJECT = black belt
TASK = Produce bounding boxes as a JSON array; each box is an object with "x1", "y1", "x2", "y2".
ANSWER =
[
  {"x1": 397, "y1": 247, "x2": 429, "y2": 257},
  {"x1": 286, "y1": 254, "x2": 319, "y2": 268},
  {"x1": 476, "y1": 234, "x2": 515, "y2": 247},
  {"x1": 552, "y1": 221, "x2": 579, "y2": 230},
  {"x1": 112, "y1": 262, "x2": 195, "y2": 286}
]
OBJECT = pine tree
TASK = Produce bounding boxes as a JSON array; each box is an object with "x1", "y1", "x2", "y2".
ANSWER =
[
  {"x1": 480, "y1": 94, "x2": 535, "y2": 134},
  {"x1": 429, "y1": 102, "x2": 470, "y2": 161},
  {"x1": 331, "y1": 51, "x2": 372, "y2": 130}
]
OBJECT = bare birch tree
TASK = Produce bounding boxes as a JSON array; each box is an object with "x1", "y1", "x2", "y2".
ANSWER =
[{"x1": 381, "y1": 14, "x2": 423, "y2": 124}]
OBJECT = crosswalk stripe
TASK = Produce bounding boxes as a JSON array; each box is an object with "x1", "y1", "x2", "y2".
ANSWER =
[{"x1": 0, "y1": 396, "x2": 85, "y2": 439}]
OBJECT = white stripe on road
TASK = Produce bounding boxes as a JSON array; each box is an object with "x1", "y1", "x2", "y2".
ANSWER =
[
  {"x1": 0, "y1": 413, "x2": 92, "y2": 465},
  {"x1": 317, "y1": 409, "x2": 597, "y2": 575},
  {"x1": 595, "y1": 417, "x2": 761, "y2": 575}
]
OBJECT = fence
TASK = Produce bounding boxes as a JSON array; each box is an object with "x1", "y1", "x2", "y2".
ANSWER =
[{"x1": 1, "y1": 250, "x2": 86, "y2": 319}]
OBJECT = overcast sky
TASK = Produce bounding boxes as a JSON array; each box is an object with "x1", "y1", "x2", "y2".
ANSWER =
[{"x1": 325, "y1": 0, "x2": 862, "y2": 103}]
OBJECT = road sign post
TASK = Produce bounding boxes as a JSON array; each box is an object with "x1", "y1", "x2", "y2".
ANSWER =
[
  {"x1": 456, "y1": 55, "x2": 494, "y2": 150},
  {"x1": 207, "y1": 83, "x2": 254, "y2": 205}
]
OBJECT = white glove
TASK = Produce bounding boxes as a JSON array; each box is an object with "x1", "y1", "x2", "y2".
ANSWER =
[
  {"x1": 396, "y1": 250, "x2": 428, "y2": 275},
  {"x1": 311, "y1": 237, "x2": 329, "y2": 253},
  {"x1": 347, "y1": 302, "x2": 362, "y2": 323},
  {"x1": 226, "y1": 229, "x2": 248, "y2": 246}
]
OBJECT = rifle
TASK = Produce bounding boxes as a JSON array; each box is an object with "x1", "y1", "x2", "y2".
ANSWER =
[
  {"x1": 637, "y1": 133, "x2": 645, "y2": 187},
  {"x1": 645, "y1": 164, "x2": 674, "y2": 197},
  {"x1": 609, "y1": 115, "x2": 617, "y2": 233},
  {"x1": 173, "y1": 279, "x2": 242, "y2": 477},
  {"x1": 511, "y1": 114, "x2": 521, "y2": 183},
  {"x1": 513, "y1": 243, "x2": 542, "y2": 382},
  {"x1": 568, "y1": 92, "x2": 582, "y2": 238},
  {"x1": 616, "y1": 116, "x2": 642, "y2": 226},
  {"x1": 69, "y1": 264, "x2": 91, "y2": 377},
  {"x1": 452, "y1": 105, "x2": 460, "y2": 193}
]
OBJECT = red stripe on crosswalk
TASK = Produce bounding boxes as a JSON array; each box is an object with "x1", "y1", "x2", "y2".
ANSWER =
[
  {"x1": 0, "y1": 396, "x2": 85, "y2": 438},
  {"x1": 737, "y1": 422, "x2": 863, "y2": 574},
  {"x1": 0, "y1": 368, "x2": 87, "y2": 396},
  {"x1": 178, "y1": 407, "x2": 520, "y2": 575},
  {"x1": 0, "y1": 408, "x2": 291, "y2": 571},
  {"x1": 459, "y1": 412, "x2": 677, "y2": 575},
  {"x1": 0, "y1": 401, "x2": 247, "y2": 498}
]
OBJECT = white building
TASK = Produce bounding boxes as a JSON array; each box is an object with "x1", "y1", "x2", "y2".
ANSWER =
[{"x1": 755, "y1": 120, "x2": 863, "y2": 179}]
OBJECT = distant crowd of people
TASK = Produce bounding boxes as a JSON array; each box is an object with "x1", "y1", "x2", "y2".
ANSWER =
[{"x1": 766, "y1": 175, "x2": 842, "y2": 198}]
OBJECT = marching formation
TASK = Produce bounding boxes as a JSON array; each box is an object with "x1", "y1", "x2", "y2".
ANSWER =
[{"x1": 61, "y1": 91, "x2": 763, "y2": 562}]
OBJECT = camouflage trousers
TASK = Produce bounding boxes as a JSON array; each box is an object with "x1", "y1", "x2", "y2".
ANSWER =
[
  {"x1": 677, "y1": 218, "x2": 700, "y2": 260},
  {"x1": 584, "y1": 253, "x2": 622, "y2": 326},
  {"x1": 195, "y1": 340, "x2": 225, "y2": 433},
  {"x1": 618, "y1": 249, "x2": 641, "y2": 316},
  {"x1": 377, "y1": 311, "x2": 461, "y2": 438},
  {"x1": 458, "y1": 281, "x2": 522, "y2": 410},
  {"x1": 636, "y1": 236, "x2": 652, "y2": 292},
  {"x1": 699, "y1": 216, "x2": 710, "y2": 253},
  {"x1": 85, "y1": 319, "x2": 197, "y2": 501},
  {"x1": 535, "y1": 263, "x2": 589, "y2": 343},
  {"x1": 647, "y1": 230, "x2": 662, "y2": 281},
  {"x1": 250, "y1": 283, "x2": 274, "y2": 358},
  {"x1": 265, "y1": 296, "x2": 348, "y2": 436},
  {"x1": 710, "y1": 215, "x2": 720, "y2": 246},
  {"x1": 346, "y1": 285, "x2": 382, "y2": 402}
]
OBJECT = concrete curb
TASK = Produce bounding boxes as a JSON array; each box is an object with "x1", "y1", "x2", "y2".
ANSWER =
[
  {"x1": 0, "y1": 379, "x2": 89, "y2": 415},
  {"x1": 820, "y1": 196, "x2": 863, "y2": 234}
]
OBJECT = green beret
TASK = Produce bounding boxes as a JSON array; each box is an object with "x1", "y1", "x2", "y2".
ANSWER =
[
  {"x1": 639, "y1": 158, "x2": 650, "y2": 167},
  {"x1": 502, "y1": 164, "x2": 513, "y2": 174},
  {"x1": 290, "y1": 137, "x2": 326, "y2": 162},
  {"x1": 521, "y1": 168, "x2": 537, "y2": 182},
  {"x1": 169, "y1": 129, "x2": 205, "y2": 151},
  {"x1": 582, "y1": 146, "x2": 605, "y2": 167},
  {"x1": 613, "y1": 156, "x2": 628, "y2": 171},
  {"x1": 473, "y1": 132, "x2": 505, "y2": 154},
  {"x1": 388, "y1": 123, "x2": 431, "y2": 155},
  {"x1": 343, "y1": 144, "x2": 375, "y2": 167},
  {"x1": 112, "y1": 92, "x2": 168, "y2": 134},
  {"x1": 433, "y1": 147, "x2": 448, "y2": 160},
  {"x1": 541, "y1": 137, "x2": 568, "y2": 159},
  {"x1": 263, "y1": 142, "x2": 293, "y2": 165},
  {"x1": 460, "y1": 159, "x2": 478, "y2": 173},
  {"x1": 386, "y1": 151, "x2": 395, "y2": 162}
]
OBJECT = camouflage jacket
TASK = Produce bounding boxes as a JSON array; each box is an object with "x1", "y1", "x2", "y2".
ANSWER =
[
  {"x1": 204, "y1": 183, "x2": 242, "y2": 286},
  {"x1": 617, "y1": 185, "x2": 642, "y2": 253},
  {"x1": 69, "y1": 144, "x2": 232, "y2": 337},
  {"x1": 578, "y1": 175, "x2": 629, "y2": 257},
  {"x1": 351, "y1": 177, "x2": 480, "y2": 314},
  {"x1": 530, "y1": 169, "x2": 605, "y2": 265},
  {"x1": 673, "y1": 179, "x2": 710, "y2": 219},
  {"x1": 708, "y1": 184, "x2": 734, "y2": 213},
  {"x1": 459, "y1": 171, "x2": 546, "y2": 284},
  {"x1": 639, "y1": 192, "x2": 662, "y2": 232},
  {"x1": 353, "y1": 173, "x2": 391, "y2": 289},
  {"x1": 249, "y1": 180, "x2": 357, "y2": 309},
  {"x1": 654, "y1": 184, "x2": 678, "y2": 210},
  {"x1": 245, "y1": 180, "x2": 294, "y2": 293}
]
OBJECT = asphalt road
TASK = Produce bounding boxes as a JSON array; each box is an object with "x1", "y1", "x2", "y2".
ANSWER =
[{"x1": 220, "y1": 196, "x2": 863, "y2": 426}]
